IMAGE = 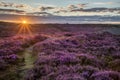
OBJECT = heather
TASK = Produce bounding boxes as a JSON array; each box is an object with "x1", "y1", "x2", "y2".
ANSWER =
[
  {"x1": 26, "y1": 31, "x2": 120, "y2": 80},
  {"x1": 0, "y1": 23, "x2": 120, "y2": 80},
  {"x1": 0, "y1": 34, "x2": 47, "y2": 79}
]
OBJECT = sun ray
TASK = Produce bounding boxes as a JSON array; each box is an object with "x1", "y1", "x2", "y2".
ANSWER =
[{"x1": 17, "y1": 19, "x2": 33, "y2": 38}]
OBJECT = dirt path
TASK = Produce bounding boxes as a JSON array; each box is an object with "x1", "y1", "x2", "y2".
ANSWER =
[{"x1": 16, "y1": 46, "x2": 37, "y2": 80}]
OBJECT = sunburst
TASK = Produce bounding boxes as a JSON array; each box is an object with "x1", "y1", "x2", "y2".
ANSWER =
[
  {"x1": 17, "y1": 19, "x2": 33, "y2": 38},
  {"x1": 22, "y1": 20, "x2": 27, "y2": 24}
]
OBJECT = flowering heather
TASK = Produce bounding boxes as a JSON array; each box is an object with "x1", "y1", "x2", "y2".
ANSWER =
[
  {"x1": 0, "y1": 23, "x2": 120, "y2": 80},
  {"x1": 0, "y1": 34, "x2": 47, "y2": 71},
  {"x1": 90, "y1": 71, "x2": 120, "y2": 80},
  {"x1": 25, "y1": 31, "x2": 120, "y2": 80}
]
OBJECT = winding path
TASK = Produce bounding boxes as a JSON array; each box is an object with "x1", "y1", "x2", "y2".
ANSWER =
[{"x1": 17, "y1": 46, "x2": 37, "y2": 80}]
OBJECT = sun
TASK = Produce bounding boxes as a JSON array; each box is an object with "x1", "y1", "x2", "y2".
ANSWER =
[
  {"x1": 17, "y1": 19, "x2": 33, "y2": 37},
  {"x1": 22, "y1": 20, "x2": 28, "y2": 24}
]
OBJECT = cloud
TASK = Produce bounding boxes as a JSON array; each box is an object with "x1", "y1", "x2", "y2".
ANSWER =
[
  {"x1": 0, "y1": 8, "x2": 25, "y2": 14},
  {"x1": 67, "y1": 3, "x2": 87, "y2": 10},
  {"x1": 0, "y1": 2, "x2": 30, "y2": 9},
  {"x1": 93, "y1": 2, "x2": 120, "y2": 5},
  {"x1": 15, "y1": 4, "x2": 30, "y2": 9},
  {"x1": 77, "y1": 4, "x2": 88, "y2": 8},
  {"x1": 70, "y1": 8, "x2": 120, "y2": 13},
  {"x1": 27, "y1": 12, "x2": 53, "y2": 16},
  {"x1": 54, "y1": 3, "x2": 88, "y2": 14},
  {"x1": 0, "y1": 2, "x2": 119, "y2": 16},
  {"x1": 54, "y1": 9, "x2": 68, "y2": 13},
  {"x1": 51, "y1": 2, "x2": 120, "y2": 16},
  {"x1": 39, "y1": 6, "x2": 55, "y2": 11},
  {"x1": 54, "y1": 7, "x2": 120, "y2": 16},
  {"x1": 0, "y1": 2, "x2": 13, "y2": 7},
  {"x1": 67, "y1": 5, "x2": 77, "y2": 10}
]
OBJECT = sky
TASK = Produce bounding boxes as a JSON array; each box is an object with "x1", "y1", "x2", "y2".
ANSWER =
[
  {"x1": 0, "y1": 0, "x2": 120, "y2": 23},
  {"x1": 0, "y1": 0, "x2": 120, "y2": 16}
]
